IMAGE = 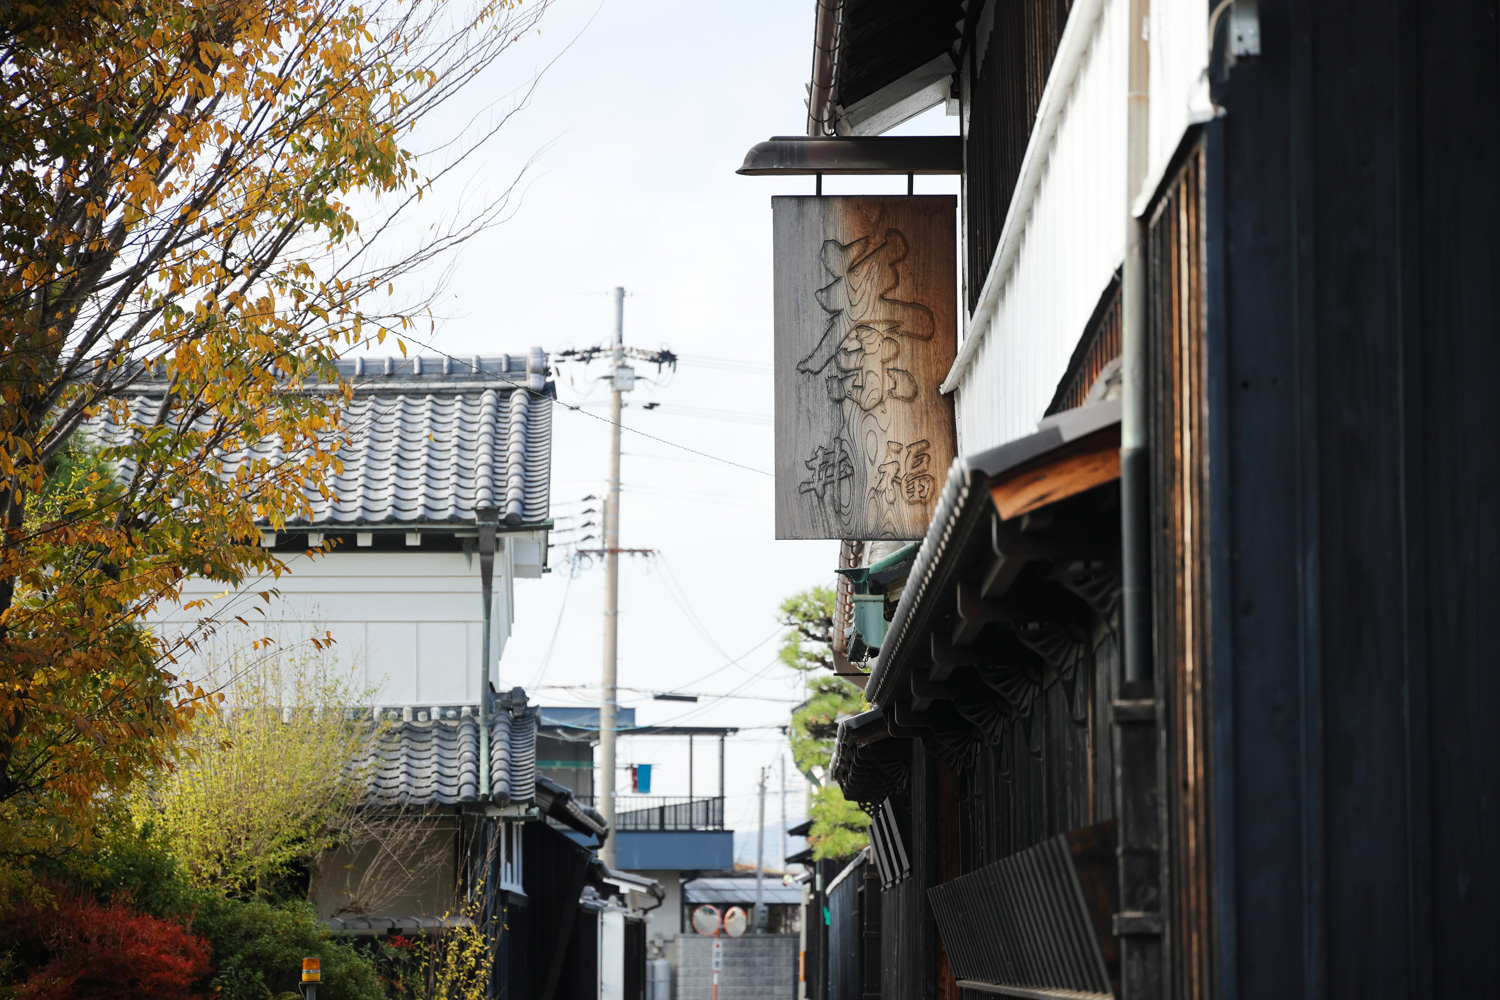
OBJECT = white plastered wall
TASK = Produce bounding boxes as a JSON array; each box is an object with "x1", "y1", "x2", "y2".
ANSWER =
[{"x1": 151, "y1": 533, "x2": 546, "y2": 705}]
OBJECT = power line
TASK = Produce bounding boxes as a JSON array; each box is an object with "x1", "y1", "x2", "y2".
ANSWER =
[
  {"x1": 550, "y1": 395, "x2": 771, "y2": 475},
  {"x1": 639, "y1": 402, "x2": 772, "y2": 426},
  {"x1": 526, "y1": 553, "x2": 579, "y2": 691},
  {"x1": 353, "y1": 329, "x2": 772, "y2": 477},
  {"x1": 658, "y1": 627, "x2": 784, "y2": 692},
  {"x1": 674, "y1": 353, "x2": 774, "y2": 375},
  {"x1": 535, "y1": 683, "x2": 801, "y2": 704},
  {"x1": 536, "y1": 653, "x2": 786, "y2": 730}
]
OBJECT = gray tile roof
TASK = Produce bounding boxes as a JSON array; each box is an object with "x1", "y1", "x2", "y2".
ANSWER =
[
  {"x1": 91, "y1": 351, "x2": 552, "y2": 528},
  {"x1": 360, "y1": 693, "x2": 539, "y2": 808},
  {"x1": 325, "y1": 915, "x2": 475, "y2": 936},
  {"x1": 535, "y1": 774, "x2": 610, "y2": 840}
]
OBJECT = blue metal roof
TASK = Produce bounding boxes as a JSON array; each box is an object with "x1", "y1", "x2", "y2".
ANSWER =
[
  {"x1": 539, "y1": 706, "x2": 638, "y2": 731},
  {"x1": 682, "y1": 876, "x2": 804, "y2": 905}
]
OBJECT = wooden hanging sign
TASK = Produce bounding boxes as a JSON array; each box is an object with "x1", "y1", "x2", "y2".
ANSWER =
[{"x1": 773, "y1": 195, "x2": 957, "y2": 540}]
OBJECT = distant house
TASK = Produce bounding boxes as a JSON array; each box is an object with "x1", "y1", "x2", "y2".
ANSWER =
[
  {"x1": 116, "y1": 353, "x2": 657, "y2": 998},
  {"x1": 537, "y1": 706, "x2": 740, "y2": 986},
  {"x1": 141, "y1": 352, "x2": 555, "y2": 704},
  {"x1": 316, "y1": 687, "x2": 653, "y2": 1000},
  {"x1": 314, "y1": 689, "x2": 544, "y2": 931}
]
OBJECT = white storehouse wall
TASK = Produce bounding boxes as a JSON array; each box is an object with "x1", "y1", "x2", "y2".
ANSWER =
[
  {"x1": 947, "y1": 0, "x2": 1128, "y2": 453},
  {"x1": 150, "y1": 534, "x2": 546, "y2": 706}
]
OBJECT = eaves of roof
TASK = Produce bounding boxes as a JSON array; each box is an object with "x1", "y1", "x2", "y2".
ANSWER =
[
  {"x1": 830, "y1": 707, "x2": 909, "y2": 804},
  {"x1": 806, "y1": 0, "x2": 965, "y2": 137},
  {"x1": 682, "y1": 877, "x2": 805, "y2": 906},
  {"x1": 865, "y1": 399, "x2": 1123, "y2": 708},
  {"x1": 535, "y1": 773, "x2": 610, "y2": 841}
]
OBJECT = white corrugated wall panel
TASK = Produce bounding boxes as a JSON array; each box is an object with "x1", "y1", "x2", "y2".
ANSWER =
[
  {"x1": 1145, "y1": 0, "x2": 1211, "y2": 206},
  {"x1": 953, "y1": 0, "x2": 1128, "y2": 453}
]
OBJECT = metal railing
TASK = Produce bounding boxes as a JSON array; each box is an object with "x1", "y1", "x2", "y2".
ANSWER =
[{"x1": 580, "y1": 795, "x2": 725, "y2": 831}]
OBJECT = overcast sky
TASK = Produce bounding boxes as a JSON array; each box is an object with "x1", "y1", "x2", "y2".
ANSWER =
[{"x1": 362, "y1": 0, "x2": 958, "y2": 848}]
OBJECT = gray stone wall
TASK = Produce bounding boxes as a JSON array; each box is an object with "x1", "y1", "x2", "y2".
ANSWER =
[{"x1": 674, "y1": 934, "x2": 798, "y2": 1000}]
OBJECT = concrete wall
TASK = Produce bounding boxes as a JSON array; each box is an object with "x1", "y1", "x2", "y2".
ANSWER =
[
  {"x1": 311, "y1": 818, "x2": 458, "y2": 920},
  {"x1": 675, "y1": 935, "x2": 798, "y2": 1000},
  {"x1": 631, "y1": 869, "x2": 683, "y2": 953}
]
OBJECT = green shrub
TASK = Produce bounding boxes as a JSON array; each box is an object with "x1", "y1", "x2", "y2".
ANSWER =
[
  {"x1": 31, "y1": 816, "x2": 387, "y2": 1000},
  {"x1": 60, "y1": 815, "x2": 200, "y2": 918},
  {"x1": 190, "y1": 897, "x2": 386, "y2": 1000}
]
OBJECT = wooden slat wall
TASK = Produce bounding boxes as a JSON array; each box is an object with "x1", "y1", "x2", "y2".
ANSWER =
[
  {"x1": 956, "y1": 634, "x2": 1120, "y2": 871},
  {"x1": 882, "y1": 740, "x2": 938, "y2": 1000},
  {"x1": 1147, "y1": 141, "x2": 1213, "y2": 1000},
  {"x1": 1206, "y1": 0, "x2": 1500, "y2": 993},
  {"x1": 952, "y1": 634, "x2": 1119, "y2": 1000}
]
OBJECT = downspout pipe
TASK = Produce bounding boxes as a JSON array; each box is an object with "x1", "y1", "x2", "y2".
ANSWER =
[
  {"x1": 1117, "y1": 3, "x2": 1166, "y2": 997},
  {"x1": 1121, "y1": 0, "x2": 1151, "y2": 687},
  {"x1": 478, "y1": 507, "x2": 499, "y2": 801},
  {"x1": 806, "y1": 0, "x2": 843, "y2": 136}
]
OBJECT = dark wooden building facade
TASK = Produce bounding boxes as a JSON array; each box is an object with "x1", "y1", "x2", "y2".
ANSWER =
[{"x1": 756, "y1": 1, "x2": 1500, "y2": 998}]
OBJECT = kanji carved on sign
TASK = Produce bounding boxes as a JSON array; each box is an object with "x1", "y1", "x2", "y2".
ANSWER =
[
  {"x1": 872, "y1": 439, "x2": 937, "y2": 506},
  {"x1": 773, "y1": 196, "x2": 956, "y2": 540}
]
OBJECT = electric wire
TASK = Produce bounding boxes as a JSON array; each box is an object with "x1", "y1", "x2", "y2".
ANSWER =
[
  {"x1": 673, "y1": 354, "x2": 774, "y2": 375},
  {"x1": 538, "y1": 653, "x2": 785, "y2": 732},
  {"x1": 535, "y1": 683, "x2": 801, "y2": 704},
  {"x1": 360, "y1": 329, "x2": 772, "y2": 477},
  {"x1": 526, "y1": 552, "x2": 578, "y2": 691}
]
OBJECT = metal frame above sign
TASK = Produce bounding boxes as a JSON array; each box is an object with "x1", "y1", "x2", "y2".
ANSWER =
[{"x1": 773, "y1": 195, "x2": 957, "y2": 540}]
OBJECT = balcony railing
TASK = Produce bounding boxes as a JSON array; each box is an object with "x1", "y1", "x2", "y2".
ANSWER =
[{"x1": 580, "y1": 795, "x2": 725, "y2": 831}]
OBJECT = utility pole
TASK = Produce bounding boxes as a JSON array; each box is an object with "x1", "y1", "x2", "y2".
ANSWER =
[
  {"x1": 599, "y1": 286, "x2": 630, "y2": 868},
  {"x1": 754, "y1": 766, "x2": 768, "y2": 931}
]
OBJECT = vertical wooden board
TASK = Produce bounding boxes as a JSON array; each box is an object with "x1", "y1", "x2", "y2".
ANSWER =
[{"x1": 773, "y1": 196, "x2": 958, "y2": 540}]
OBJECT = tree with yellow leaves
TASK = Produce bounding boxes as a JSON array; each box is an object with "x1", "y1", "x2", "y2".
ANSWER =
[
  {"x1": 137, "y1": 644, "x2": 381, "y2": 899},
  {"x1": 0, "y1": 0, "x2": 549, "y2": 875}
]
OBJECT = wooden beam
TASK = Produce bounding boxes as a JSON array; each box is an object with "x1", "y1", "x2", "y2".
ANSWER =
[
  {"x1": 834, "y1": 669, "x2": 871, "y2": 690},
  {"x1": 953, "y1": 581, "x2": 1028, "y2": 645},
  {"x1": 910, "y1": 667, "x2": 950, "y2": 711},
  {"x1": 930, "y1": 632, "x2": 975, "y2": 682},
  {"x1": 911, "y1": 665, "x2": 993, "y2": 710},
  {"x1": 988, "y1": 433, "x2": 1121, "y2": 521},
  {"x1": 887, "y1": 699, "x2": 933, "y2": 737}
]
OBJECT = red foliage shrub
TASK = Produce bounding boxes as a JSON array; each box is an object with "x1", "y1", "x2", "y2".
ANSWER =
[{"x1": 0, "y1": 893, "x2": 210, "y2": 1000}]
